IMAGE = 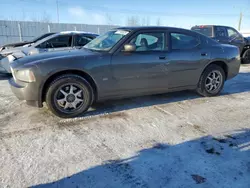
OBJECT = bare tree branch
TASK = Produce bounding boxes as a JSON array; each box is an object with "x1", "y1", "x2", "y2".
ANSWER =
[
  {"x1": 126, "y1": 16, "x2": 140, "y2": 26},
  {"x1": 156, "y1": 17, "x2": 161, "y2": 26}
]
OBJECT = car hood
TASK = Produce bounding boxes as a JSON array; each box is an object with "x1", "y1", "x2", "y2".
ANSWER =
[
  {"x1": 0, "y1": 46, "x2": 31, "y2": 56},
  {"x1": 1, "y1": 41, "x2": 30, "y2": 49},
  {"x1": 11, "y1": 49, "x2": 100, "y2": 68}
]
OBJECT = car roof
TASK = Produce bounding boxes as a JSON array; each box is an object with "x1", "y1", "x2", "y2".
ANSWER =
[
  {"x1": 115, "y1": 26, "x2": 191, "y2": 32},
  {"x1": 59, "y1": 31, "x2": 98, "y2": 35},
  {"x1": 191, "y1": 25, "x2": 234, "y2": 28}
]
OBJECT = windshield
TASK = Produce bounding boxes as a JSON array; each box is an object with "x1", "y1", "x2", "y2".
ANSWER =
[
  {"x1": 191, "y1": 26, "x2": 213, "y2": 37},
  {"x1": 31, "y1": 33, "x2": 55, "y2": 43},
  {"x1": 84, "y1": 30, "x2": 130, "y2": 51}
]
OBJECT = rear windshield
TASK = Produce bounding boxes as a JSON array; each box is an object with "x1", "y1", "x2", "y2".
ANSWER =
[{"x1": 191, "y1": 26, "x2": 212, "y2": 37}]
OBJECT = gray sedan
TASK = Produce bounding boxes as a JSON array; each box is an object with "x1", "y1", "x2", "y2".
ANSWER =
[
  {"x1": 0, "y1": 31, "x2": 98, "y2": 73},
  {"x1": 9, "y1": 26, "x2": 240, "y2": 118}
]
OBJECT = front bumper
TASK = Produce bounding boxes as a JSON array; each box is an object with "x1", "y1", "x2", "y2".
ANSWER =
[
  {"x1": 0, "y1": 52, "x2": 26, "y2": 74},
  {"x1": 0, "y1": 55, "x2": 14, "y2": 73},
  {"x1": 0, "y1": 65, "x2": 8, "y2": 74},
  {"x1": 9, "y1": 78, "x2": 41, "y2": 107}
]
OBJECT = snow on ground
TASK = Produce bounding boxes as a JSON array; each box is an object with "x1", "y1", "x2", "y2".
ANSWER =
[{"x1": 0, "y1": 66, "x2": 250, "y2": 188}]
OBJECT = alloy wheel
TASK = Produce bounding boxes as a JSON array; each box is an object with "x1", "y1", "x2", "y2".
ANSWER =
[
  {"x1": 243, "y1": 50, "x2": 250, "y2": 64},
  {"x1": 205, "y1": 70, "x2": 223, "y2": 93},
  {"x1": 54, "y1": 84, "x2": 84, "y2": 113}
]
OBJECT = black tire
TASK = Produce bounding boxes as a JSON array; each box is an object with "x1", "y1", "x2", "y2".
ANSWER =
[
  {"x1": 196, "y1": 64, "x2": 225, "y2": 97},
  {"x1": 242, "y1": 49, "x2": 250, "y2": 64},
  {"x1": 45, "y1": 74, "x2": 93, "y2": 118}
]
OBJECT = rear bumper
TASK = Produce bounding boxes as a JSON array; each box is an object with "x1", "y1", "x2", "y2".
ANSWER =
[
  {"x1": 9, "y1": 78, "x2": 41, "y2": 107},
  {"x1": 227, "y1": 57, "x2": 241, "y2": 80}
]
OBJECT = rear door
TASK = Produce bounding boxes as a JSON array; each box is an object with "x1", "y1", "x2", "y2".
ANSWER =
[{"x1": 167, "y1": 30, "x2": 208, "y2": 88}]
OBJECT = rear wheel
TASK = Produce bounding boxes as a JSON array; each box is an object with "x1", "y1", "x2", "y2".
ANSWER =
[
  {"x1": 45, "y1": 74, "x2": 93, "y2": 118},
  {"x1": 242, "y1": 49, "x2": 250, "y2": 64},
  {"x1": 196, "y1": 65, "x2": 225, "y2": 97}
]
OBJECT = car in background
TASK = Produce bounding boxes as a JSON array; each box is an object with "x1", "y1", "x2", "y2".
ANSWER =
[
  {"x1": 0, "y1": 31, "x2": 98, "y2": 73},
  {"x1": 0, "y1": 32, "x2": 55, "y2": 52},
  {"x1": 191, "y1": 25, "x2": 250, "y2": 64},
  {"x1": 9, "y1": 26, "x2": 240, "y2": 118}
]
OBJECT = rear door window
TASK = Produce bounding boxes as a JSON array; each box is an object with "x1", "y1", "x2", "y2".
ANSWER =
[
  {"x1": 215, "y1": 26, "x2": 228, "y2": 39},
  {"x1": 170, "y1": 33, "x2": 200, "y2": 50},
  {"x1": 75, "y1": 35, "x2": 92, "y2": 46}
]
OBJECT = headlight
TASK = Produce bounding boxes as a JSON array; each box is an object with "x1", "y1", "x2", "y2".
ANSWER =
[{"x1": 15, "y1": 69, "x2": 36, "y2": 82}]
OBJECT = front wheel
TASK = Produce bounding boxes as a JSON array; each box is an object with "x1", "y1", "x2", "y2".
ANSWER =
[
  {"x1": 196, "y1": 65, "x2": 225, "y2": 97},
  {"x1": 45, "y1": 74, "x2": 93, "y2": 118}
]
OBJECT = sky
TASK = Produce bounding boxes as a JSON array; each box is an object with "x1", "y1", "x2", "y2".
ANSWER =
[{"x1": 0, "y1": 0, "x2": 250, "y2": 31}]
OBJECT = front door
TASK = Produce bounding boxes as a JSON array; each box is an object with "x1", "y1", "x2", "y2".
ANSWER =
[
  {"x1": 74, "y1": 35, "x2": 93, "y2": 49},
  {"x1": 111, "y1": 31, "x2": 169, "y2": 95}
]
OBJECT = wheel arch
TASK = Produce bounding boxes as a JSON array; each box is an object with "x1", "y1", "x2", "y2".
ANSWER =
[
  {"x1": 241, "y1": 45, "x2": 250, "y2": 57},
  {"x1": 200, "y1": 60, "x2": 228, "y2": 81},
  {"x1": 39, "y1": 69, "x2": 98, "y2": 107}
]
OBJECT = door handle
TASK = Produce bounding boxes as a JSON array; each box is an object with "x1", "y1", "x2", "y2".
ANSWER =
[
  {"x1": 201, "y1": 53, "x2": 207, "y2": 56},
  {"x1": 159, "y1": 56, "x2": 166, "y2": 60}
]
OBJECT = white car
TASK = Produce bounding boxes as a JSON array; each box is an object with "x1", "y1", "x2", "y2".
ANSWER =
[{"x1": 0, "y1": 31, "x2": 98, "y2": 74}]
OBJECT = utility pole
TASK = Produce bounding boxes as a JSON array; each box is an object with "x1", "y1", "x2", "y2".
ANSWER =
[
  {"x1": 56, "y1": 0, "x2": 60, "y2": 23},
  {"x1": 238, "y1": 11, "x2": 242, "y2": 31}
]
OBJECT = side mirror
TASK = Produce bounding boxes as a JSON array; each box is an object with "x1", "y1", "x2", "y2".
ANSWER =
[{"x1": 124, "y1": 44, "x2": 136, "y2": 52}]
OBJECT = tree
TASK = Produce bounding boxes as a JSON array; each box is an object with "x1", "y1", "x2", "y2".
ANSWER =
[
  {"x1": 156, "y1": 17, "x2": 161, "y2": 26},
  {"x1": 40, "y1": 11, "x2": 51, "y2": 23},
  {"x1": 30, "y1": 11, "x2": 51, "y2": 23},
  {"x1": 141, "y1": 17, "x2": 146, "y2": 26},
  {"x1": 106, "y1": 13, "x2": 113, "y2": 25},
  {"x1": 146, "y1": 17, "x2": 150, "y2": 26},
  {"x1": 126, "y1": 16, "x2": 140, "y2": 26}
]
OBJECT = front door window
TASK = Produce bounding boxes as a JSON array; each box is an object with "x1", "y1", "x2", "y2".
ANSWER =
[{"x1": 128, "y1": 32, "x2": 166, "y2": 51}]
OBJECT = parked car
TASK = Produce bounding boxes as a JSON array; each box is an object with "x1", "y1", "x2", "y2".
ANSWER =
[
  {"x1": 0, "y1": 31, "x2": 98, "y2": 73},
  {"x1": 191, "y1": 25, "x2": 250, "y2": 64},
  {"x1": 9, "y1": 26, "x2": 240, "y2": 118},
  {"x1": 0, "y1": 32, "x2": 55, "y2": 52}
]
